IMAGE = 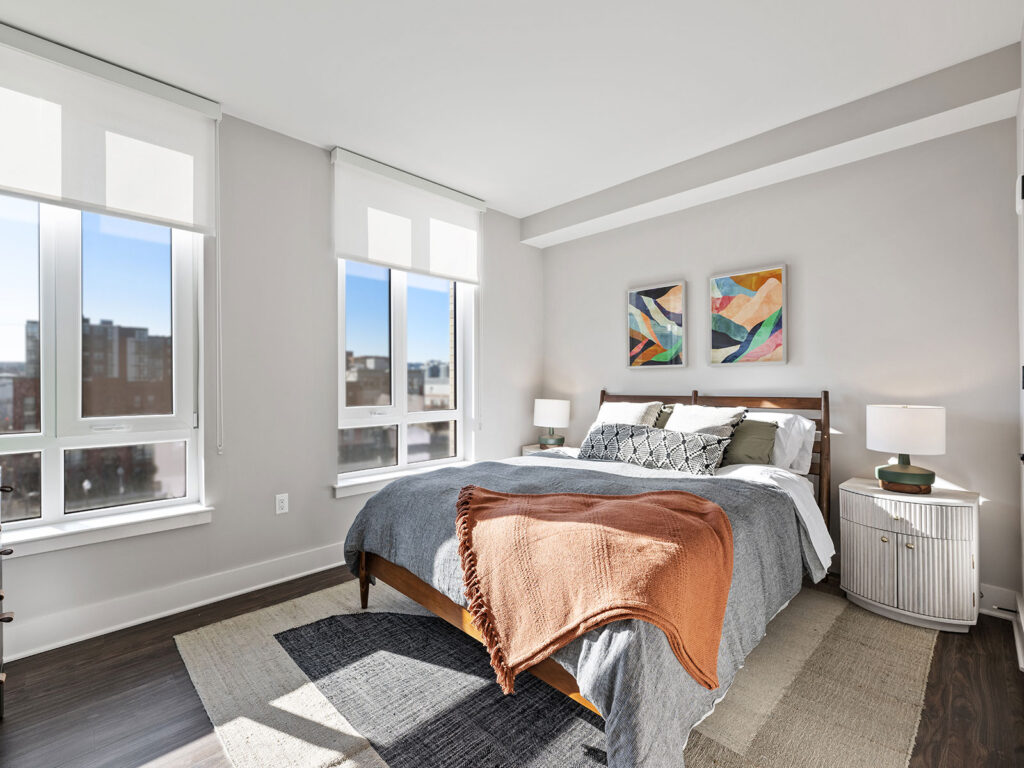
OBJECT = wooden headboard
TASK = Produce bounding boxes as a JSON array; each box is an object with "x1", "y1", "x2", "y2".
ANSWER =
[{"x1": 599, "y1": 390, "x2": 831, "y2": 526}]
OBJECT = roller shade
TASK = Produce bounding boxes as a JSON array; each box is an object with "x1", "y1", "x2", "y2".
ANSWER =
[
  {"x1": 0, "y1": 24, "x2": 219, "y2": 233},
  {"x1": 332, "y1": 147, "x2": 485, "y2": 284}
]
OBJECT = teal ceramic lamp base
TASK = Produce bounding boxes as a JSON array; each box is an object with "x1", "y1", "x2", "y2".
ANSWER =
[
  {"x1": 538, "y1": 427, "x2": 565, "y2": 447},
  {"x1": 875, "y1": 454, "x2": 935, "y2": 494}
]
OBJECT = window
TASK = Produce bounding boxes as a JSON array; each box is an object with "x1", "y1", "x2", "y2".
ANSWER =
[
  {"x1": 80, "y1": 213, "x2": 173, "y2": 417},
  {"x1": 338, "y1": 261, "x2": 472, "y2": 478},
  {"x1": 343, "y1": 262, "x2": 391, "y2": 407},
  {"x1": 0, "y1": 193, "x2": 200, "y2": 527},
  {"x1": 0, "y1": 196, "x2": 40, "y2": 436}
]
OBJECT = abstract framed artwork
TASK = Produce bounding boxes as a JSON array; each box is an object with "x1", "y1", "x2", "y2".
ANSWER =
[
  {"x1": 710, "y1": 265, "x2": 786, "y2": 364},
  {"x1": 627, "y1": 282, "x2": 685, "y2": 367}
]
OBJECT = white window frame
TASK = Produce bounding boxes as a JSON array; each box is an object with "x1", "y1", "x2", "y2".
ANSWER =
[
  {"x1": 337, "y1": 261, "x2": 474, "y2": 483},
  {"x1": 0, "y1": 198, "x2": 202, "y2": 532}
]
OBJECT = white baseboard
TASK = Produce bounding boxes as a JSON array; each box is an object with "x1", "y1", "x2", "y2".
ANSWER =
[
  {"x1": 978, "y1": 582, "x2": 1020, "y2": 620},
  {"x1": 6, "y1": 542, "x2": 345, "y2": 661}
]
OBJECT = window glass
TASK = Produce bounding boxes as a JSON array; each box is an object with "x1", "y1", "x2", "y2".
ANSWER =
[
  {"x1": 64, "y1": 441, "x2": 186, "y2": 514},
  {"x1": 338, "y1": 425, "x2": 398, "y2": 473},
  {"x1": 0, "y1": 451, "x2": 41, "y2": 523},
  {"x1": 0, "y1": 194, "x2": 40, "y2": 434},
  {"x1": 344, "y1": 261, "x2": 391, "y2": 407},
  {"x1": 81, "y1": 213, "x2": 173, "y2": 417},
  {"x1": 407, "y1": 273, "x2": 455, "y2": 412},
  {"x1": 407, "y1": 421, "x2": 456, "y2": 464}
]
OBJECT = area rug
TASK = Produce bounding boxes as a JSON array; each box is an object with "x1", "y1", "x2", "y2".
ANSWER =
[{"x1": 175, "y1": 579, "x2": 936, "y2": 768}]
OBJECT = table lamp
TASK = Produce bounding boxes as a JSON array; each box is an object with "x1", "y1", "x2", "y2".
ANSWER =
[
  {"x1": 534, "y1": 399, "x2": 570, "y2": 447},
  {"x1": 865, "y1": 404, "x2": 945, "y2": 494}
]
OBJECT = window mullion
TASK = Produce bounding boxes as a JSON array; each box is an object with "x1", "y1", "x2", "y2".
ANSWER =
[
  {"x1": 51, "y1": 204, "x2": 82, "y2": 440},
  {"x1": 461, "y1": 283, "x2": 477, "y2": 434},
  {"x1": 339, "y1": 412, "x2": 399, "y2": 428},
  {"x1": 337, "y1": 259, "x2": 346, "y2": 427},
  {"x1": 38, "y1": 204, "x2": 65, "y2": 524},
  {"x1": 405, "y1": 410, "x2": 459, "y2": 424},
  {"x1": 451, "y1": 279, "x2": 463, "y2": 462},
  {"x1": 170, "y1": 231, "x2": 197, "y2": 428},
  {"x1": 393, "y1": 270, "x2": 409, "y2": 467}
]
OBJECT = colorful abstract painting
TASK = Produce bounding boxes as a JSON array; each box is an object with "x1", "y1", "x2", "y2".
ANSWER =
[
  {"x1": 628, "y1": 283, "x2": 684, "y2": 367},
  {"x1": 710, "y1": 266, "x2": 785, "y2": 364}
]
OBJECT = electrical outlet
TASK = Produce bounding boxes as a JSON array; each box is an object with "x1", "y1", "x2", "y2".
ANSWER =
[{"x1": 275, "y1": 493, "x2": 289, "y2": 514}]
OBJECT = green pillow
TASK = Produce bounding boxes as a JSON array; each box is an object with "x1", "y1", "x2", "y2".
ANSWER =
[{"x1": 722, "y1": 419, "x2": 778, "y2": 466}]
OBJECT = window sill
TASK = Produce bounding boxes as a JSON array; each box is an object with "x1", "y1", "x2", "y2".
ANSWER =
[
  {"x1": 2, "y1": 503, "x2": 213, "y2": 559},
  {"x1": 334, "y1": 460, "x2": 472, "y2": 499}
]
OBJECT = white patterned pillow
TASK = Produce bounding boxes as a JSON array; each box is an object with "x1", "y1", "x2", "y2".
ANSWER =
[{"x1": 579, "y1": 423, "x2": 730, "y2": 475}]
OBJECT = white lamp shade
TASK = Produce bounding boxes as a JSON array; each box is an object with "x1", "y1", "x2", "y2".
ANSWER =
[
  {"x1": 533, "y1": 399, "x2": 570, "y2": 429},
  {"x1": 866, "y1": 405, "x2": 945, "y2": 455}
]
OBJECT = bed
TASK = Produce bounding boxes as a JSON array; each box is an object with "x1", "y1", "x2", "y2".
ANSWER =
[{"x1": 344, "y1": 390, "x2": 834, "y2": 766}]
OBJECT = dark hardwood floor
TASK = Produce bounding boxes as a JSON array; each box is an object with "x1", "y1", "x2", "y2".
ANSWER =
[
  {"x1": 912, "y1": 613, "x2": 1024, "y2": 768},
  {"x1": 0, "y1": 570, "x2": 1020, "y2": 767},
  {"x1": 0, "y1": 567, "x2": 352, "y2": 768}
]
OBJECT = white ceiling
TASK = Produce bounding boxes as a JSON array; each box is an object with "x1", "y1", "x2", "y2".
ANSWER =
[{"x1": 0, "y1": 1, "x2": 1021, "y2": 217}]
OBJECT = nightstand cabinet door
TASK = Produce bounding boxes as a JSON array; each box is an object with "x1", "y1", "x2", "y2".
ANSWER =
[
  {"x1": 896, "y1": 534, "x2": 974, "y2": 621},
  {"x1": 840, "y1": 518, "x2": 896, "y2": 608}
]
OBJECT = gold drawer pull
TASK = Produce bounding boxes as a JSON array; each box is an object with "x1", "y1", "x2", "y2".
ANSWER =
[
  {"x1": 880, "y1": 536, "x2": 889, "y2": 543},
  {"x1": 905, "y1": 542, "x2": 915, "y2": 550}
]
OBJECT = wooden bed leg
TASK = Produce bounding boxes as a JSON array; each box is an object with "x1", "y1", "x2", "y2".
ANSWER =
[{"x1": 359, "y1": 552, "x2": 370, "y2": 609}]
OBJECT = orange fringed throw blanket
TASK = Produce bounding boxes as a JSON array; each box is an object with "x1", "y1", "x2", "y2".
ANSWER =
[{"x1": 456, "y1": 485, "x2": 734, "y2": 694}]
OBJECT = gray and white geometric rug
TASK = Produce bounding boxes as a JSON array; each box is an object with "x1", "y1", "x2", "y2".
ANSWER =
[
  {"x1": 175, "y1": 579, "x2": 936, "y2": 768},
  {"x1": 276, "y1": 612, "x2": 605, "y2": 767}
]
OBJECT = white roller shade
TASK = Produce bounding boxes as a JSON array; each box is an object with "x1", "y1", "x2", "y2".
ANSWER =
[
  {"x1": 0, "y1": 25, "x2": 219, "y2": 233},
  {"x1": 333, "y1": 147, "x2": 484, "y2": 284}
]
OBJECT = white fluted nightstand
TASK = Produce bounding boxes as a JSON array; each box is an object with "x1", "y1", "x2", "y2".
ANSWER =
[{"x1": 839, "y1": 478, "x2": 979, "y2": 632}]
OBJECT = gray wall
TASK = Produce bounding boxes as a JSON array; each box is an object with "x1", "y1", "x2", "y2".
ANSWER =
[
  {"x1": 476, "y1": 209, "x2": 547, "y2": 458},
  {"x1": 541, "y1": 120, "x2": 1021, "y2": 593},
  {"x1": 5, "y1": 116, "x2": 544, "y2": 657}
]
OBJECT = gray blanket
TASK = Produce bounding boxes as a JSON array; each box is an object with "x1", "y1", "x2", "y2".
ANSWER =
[{"x1": 343, "y1": 461, "x2": 824, "y2": 767}]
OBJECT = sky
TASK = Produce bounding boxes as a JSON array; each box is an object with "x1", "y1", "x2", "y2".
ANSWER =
[
  {"x1": 0, "y1": 196, "x2": 38, "y2": 362},
  {"x1": 0, "y1": 195, "x2": 171, "y2": 364},
  {"x1": 345, "y1": 261, "x2": 451, "y2": 364},
  {"x1": 82, "y1": 212, "x2": 171, "y2": 336}
]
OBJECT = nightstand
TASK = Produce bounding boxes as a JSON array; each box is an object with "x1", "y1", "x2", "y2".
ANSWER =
[
  {"x1": 521, "y1": 444, "x2": 573, "y2": 457},
  {"x1": 839, "y1": 478, "x2": 979, "y2": 632}
]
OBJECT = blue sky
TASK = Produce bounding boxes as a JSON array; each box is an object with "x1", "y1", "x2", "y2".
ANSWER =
[
  {"x1": 345, "y1": 261, "x2": 451, "y2": 364},
  {"x1": 0, "y1": 196, "x2": 39, "y2": 363},
  {"x1": 407, "y1": 271, "x2": 452, "y2": 365},
  {"x1": 0, "y1": 196, "x2": 171, "y2": 363},
  {"x1": 82, "y1": 212, "x2": 171, "y2": 336}
]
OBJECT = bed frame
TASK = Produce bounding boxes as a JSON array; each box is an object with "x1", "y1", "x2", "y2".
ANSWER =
[{"x1": 358, "y1": 390, "x2": 831, "y2": 717}]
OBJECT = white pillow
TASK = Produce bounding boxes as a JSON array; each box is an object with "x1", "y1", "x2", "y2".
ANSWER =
[
  {"x1": 745, "y1": 411, "x2": 817, "y2": 473},
  {"x1": 587, "y1": 401, "x2": 663, "y2": 436},
  {"x1": 664, "y1": 405, "x2": 746, "y2": 438},
  {"x1": 788, "y1": 417, "x2": 818, "y2": 475}
]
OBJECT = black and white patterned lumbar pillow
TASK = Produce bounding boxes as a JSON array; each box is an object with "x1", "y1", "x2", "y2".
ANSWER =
[{"x1": 579, "y1": 423, "x2": 730, "y2": 475}]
